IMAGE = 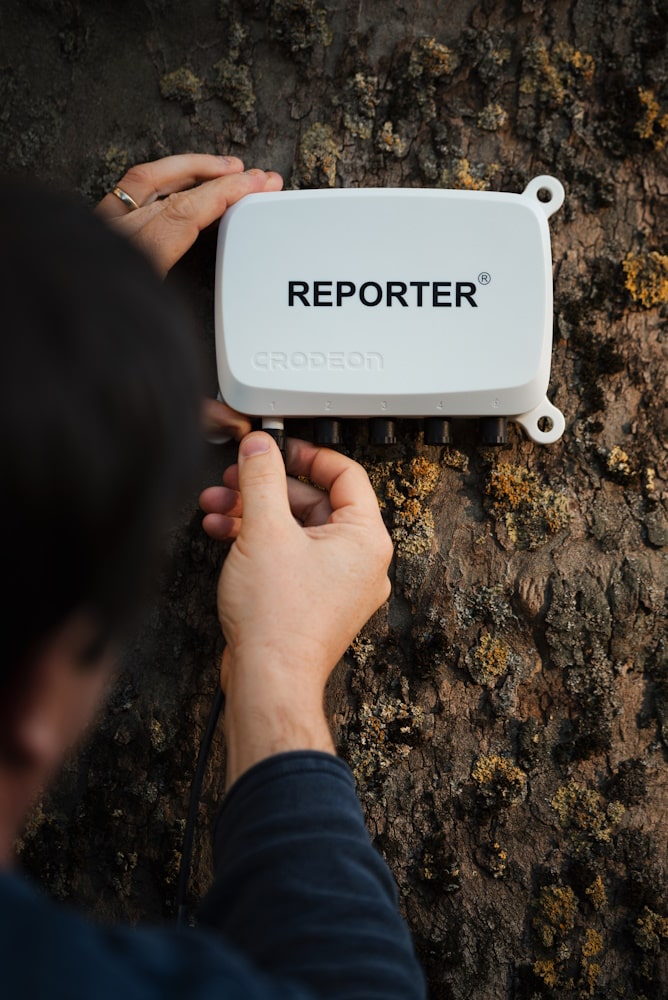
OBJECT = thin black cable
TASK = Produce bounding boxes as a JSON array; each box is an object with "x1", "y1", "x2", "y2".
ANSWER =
[
  {"x1": 176, "y1": 433, "x2": 285, "y2": 927},
  {"x1": 176, "y1": 685, "x2": 225, "y2": 927}
]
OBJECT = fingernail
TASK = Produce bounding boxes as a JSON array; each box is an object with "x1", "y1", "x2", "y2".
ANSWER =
[
  {"x1": 245, "y1": 167, "x2": 265, "y2": 176},
  {"x1": 240, "y1": 433, "x2": 271, "y2": 457}
]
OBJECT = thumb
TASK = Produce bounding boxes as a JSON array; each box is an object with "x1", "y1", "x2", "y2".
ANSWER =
[{"x1": 237, "y1": 431, "x2": 292, "y2": 528}]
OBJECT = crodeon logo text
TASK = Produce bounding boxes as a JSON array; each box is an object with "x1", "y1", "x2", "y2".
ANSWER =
[{"x1": 252, "y1": 351, "x2": 384, "y2": 371}]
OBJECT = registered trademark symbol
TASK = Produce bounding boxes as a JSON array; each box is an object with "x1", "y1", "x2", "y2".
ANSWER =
[{"x1": 478, "y1": 272, "x2": 491, "y2": 285}]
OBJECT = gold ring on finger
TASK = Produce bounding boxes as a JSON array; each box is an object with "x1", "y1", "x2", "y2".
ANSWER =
[{"x1": 111, "y1": 185, "x2": 140, "y2": 211}]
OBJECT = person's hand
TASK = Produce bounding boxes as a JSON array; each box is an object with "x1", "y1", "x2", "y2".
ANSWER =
[
  {"x1": 97, "y1": 153, "x2": 283, "y2": 441},
  {"x1": 201, "y1": 397, "x2": 253, "y2": 444},
  {"x1": 199, "y1": 433, "x2": 393, "y2": 786},
  {"x1": 96, "y1": 153, "x2": 283, "y2": 275}
]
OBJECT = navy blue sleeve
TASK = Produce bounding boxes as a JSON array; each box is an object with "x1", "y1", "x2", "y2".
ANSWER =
[
  {"x1": 0, "y1": 751, "x2": 425, "y2": 999},
  {"x1": 197, "y1": 751, "x2": 426, "y2": 999},
  {"x1": 0, "y1": 868, "x2": 313, "y2": 999}
]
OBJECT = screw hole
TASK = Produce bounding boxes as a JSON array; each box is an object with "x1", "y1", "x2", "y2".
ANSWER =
[
  {"x1": 537, "y1": 187, "x2": 552, "y2": 203},
  {"x1": 537, "y1": 415, "x2": 554, "y2": 432}
]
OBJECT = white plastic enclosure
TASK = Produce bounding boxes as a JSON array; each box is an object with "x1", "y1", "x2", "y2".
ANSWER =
[{"x1": 215, "y1": 177, "x2": 565, "y2": 444}]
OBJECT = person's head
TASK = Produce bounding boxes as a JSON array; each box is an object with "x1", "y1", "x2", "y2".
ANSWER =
[{"x1": 0, "y1": 179, "x2": 204, "y2": 829}]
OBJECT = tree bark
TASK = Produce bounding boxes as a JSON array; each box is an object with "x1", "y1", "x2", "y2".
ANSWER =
[{"x1": 2, "y1": 0, "x2": 666, "y2": 996}]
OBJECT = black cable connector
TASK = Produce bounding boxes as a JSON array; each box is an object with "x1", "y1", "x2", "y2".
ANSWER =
[
  {"x1": 313, "y1": 417, "x2": 343, "y2": 446},
  {"x1": 424, "y1": 417, "x2": 452, "y2": 446},
  {"x1": 479, "y1": 416, "x2": 508, "y2": 446},
  {"x1": 369, "y1": 417, "x2": 396, "y2": 445},
  {"x1": 261, "y1": 417, "x2": 286, "y2": 460}
]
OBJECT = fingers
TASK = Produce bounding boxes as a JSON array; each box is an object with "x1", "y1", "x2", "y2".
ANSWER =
[
  {"x1": 124, "y1": 169, "x2": 283, "y2": 275},
  {"x1": 287, "y1": 478, "x2": 333, "y2": 525},
  {"x1": 110, "y1": 168, "x2": 279, "y2": 239},
  {"x1": 202, "y1": 434, "x2": 340, "y2": 539},
  {"x1": 200, "y1": 485, "x2": 243, "y2": 519},
  {"x1": 97, "y1": 154, "x2": 284, "y2": 276},
  {"x1": 285, "y1": 438, "x2": 383, "y2": 525},
  {"x1": 200, "y1": 477, "x2": 333, "y2": 530},
  {"x1": 96, "y1": 153, "x2": 245, "y2": 219},
  {"x1": 202, "y1": 397, "x2": 252, "y2": 442},
  {"x1": 222, "y1": 465, "x2": 240, "y2": 491},
  {"x1": 202, "y1": 437, "x2": 383, "y2": 542},
  {"x1": 202, "y1": 512, "x2": 241, "y2": 542}
]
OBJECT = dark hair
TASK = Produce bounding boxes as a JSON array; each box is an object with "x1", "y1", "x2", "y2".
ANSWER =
[{"x1": 0, "y1": 180, "x2": 205, "y2": 684}]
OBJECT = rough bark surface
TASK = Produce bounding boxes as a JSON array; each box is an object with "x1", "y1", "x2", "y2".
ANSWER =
[{"x1": 2, "y1": 1, "x2": 667, "y2": 997}]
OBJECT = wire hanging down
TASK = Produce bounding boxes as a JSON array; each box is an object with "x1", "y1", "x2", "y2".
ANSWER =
[{"x1": 176, "y1": 686, "x2": 225, "y2": 927}]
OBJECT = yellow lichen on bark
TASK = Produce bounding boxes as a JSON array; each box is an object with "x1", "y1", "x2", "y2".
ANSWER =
[
  {"x1": 471, "y1": 753, "x2": 527, "y2": 806},
  {"x1": 366, "y1": 456, "x2": 441, "y2": 559},
  {"x1": 441, "y1": 157, "x2": 499, "y2": 190},
  {"x1": 582, "y1": 928, "x2": 603, "y2": 958},
  {"x1": 408, "y1": 37, "x2": 460, "y2": 79},
  {"x1": 294, "y1": 122, "x2": 340, "y2": 187},
  {"x1": 623, "y1": 251, "x2": 668, "y2": 308},
  {"x1": 470, "y1": 632, "x2": 511, "y2": 686},
  {"x1": 585, "y1": 875, "x2": 607, "y2": 910},
  {"x1": 634, "y1": 907, "x2": 668, "y2": 951},
  {"x1": 375, "y1": 121, "x2": 406, "y2": 156},
  {"x1": 533, "y1": 884, "x2": 578, "y2": 947},
  {"x1": 159, "y1": 67, "x2": 203, "y2": 102},
  {"x1": 477, "y1": 102, "x2": 508, "y2": 131},
  {"x1": 485, "y1": 463, "x2": 570, "y2": 549},
  {"x1": 635, "y1": 88, "x2": 668, "y2": 148},
  {"x1": 520, "y1": 40, "x2": 595, "y2": 103},
  {"x1": 551, "y1": 780, "x2": 625, "y2": 852}
]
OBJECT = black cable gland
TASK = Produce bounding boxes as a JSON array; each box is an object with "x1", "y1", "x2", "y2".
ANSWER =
[
  {"x1": 313, "y1": 417, "x2": 343, "y2": 446},
  {"x1": 369, "y1": 418, "x2": 396, "y2": 445},
  {"x1": 479, "y1": 416, "x2": 508, "y2": 446},
  {"x1": 263, "y1": 426, "x2": 286, "y2": 457},
  {"x1": 424, "y1": 417, "x2": 452, "y2": 445}
]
